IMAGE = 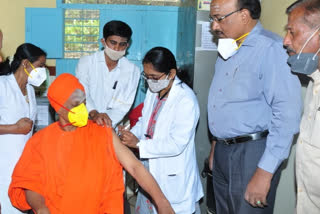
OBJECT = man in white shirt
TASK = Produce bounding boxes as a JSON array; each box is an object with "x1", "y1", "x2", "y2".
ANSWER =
[
  {"x1": 76, "y1": 20, "x2": 140, "y2": 128},
  {"x1": 283, "y1": 1, "x2": 320, "y2": 214}
]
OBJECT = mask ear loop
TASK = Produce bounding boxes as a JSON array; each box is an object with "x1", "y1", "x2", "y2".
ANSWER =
[
  {"x1": 312, "y1": 33, "x2": 320, "y2": 60},
  {"x1": 29, "y1": 62, "x2": 36, "y2": 70},
  {"x1": 24, "y1": 67, "x2": 31, "y2": 78},
  {"x1": 48, "y1": 95, "x2": 76, "y2": 127},
  {"x1": 298, "y1": 26, "x2": 320, "y2": 59},
  {"x1": 233, "y1": 32, "x2": 250, "y2": 50},
  {"x1": 47, "y1": 95, "x2": 75, "y2": 114},
  {"x1": 24, "y1": 62, "x2": 37, "y2": 79},
  {"x1": 312, "y1": 44, "x2": 320, "y2": 60}
]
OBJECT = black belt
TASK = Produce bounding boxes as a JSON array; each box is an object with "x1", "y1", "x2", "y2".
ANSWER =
[{"x1": 213, "y1": 130, "x2": 269, "y2": 145}]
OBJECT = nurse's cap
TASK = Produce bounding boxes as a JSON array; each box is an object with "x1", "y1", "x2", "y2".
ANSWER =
[{"x1": 47, "y1": 73, "x2": 85, "y2": 112}]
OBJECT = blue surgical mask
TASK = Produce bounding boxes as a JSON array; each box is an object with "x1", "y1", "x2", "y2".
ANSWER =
[{"x1": 287, "y1": 27, "x2": 320, "y2": 75}]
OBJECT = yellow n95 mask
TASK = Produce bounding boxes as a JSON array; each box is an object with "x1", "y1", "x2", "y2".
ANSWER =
[{"x1": 68, "y1": 103, "x2": 89, "y2": 127}]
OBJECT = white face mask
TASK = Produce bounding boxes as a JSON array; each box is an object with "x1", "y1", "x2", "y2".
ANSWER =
[
  {"x1": 104, "y1": 44, "x2": 126, "y2": 61},
  {"x1": 217, "y1": 32, "x2": 250, "y2": 60},
  {"x1": 24, "y1": 66, "x2": 47, "y2": 87},
  {"x1": 147, "y1": 75, "x2": 170, "y2": 93},
  {"x1": 217, "y1": 38, "x2": 239, "y2": 60}
]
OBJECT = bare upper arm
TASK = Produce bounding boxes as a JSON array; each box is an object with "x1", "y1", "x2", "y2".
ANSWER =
[{"x1": 111, "y1": 130, "x2": 140, "y2": 176}]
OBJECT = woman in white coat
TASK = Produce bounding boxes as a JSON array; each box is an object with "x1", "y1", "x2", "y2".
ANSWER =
[
  {"x1": 0, "y1": 43, "x2": 47, "y2": 214},
  {"x1": 120, "y1": 47, "x2": 203, "y2": 214}
]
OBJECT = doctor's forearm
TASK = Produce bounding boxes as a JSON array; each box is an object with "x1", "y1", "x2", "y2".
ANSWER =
[
  {"x1": 130, "y1": 161, "x2": 171, "y2": 210},
  {"x1": 0, "y1": 124, "x2": 20, "y2": 135},
  {"x1": 112, "y1": 131, "x2": 170, "y2": 210}
]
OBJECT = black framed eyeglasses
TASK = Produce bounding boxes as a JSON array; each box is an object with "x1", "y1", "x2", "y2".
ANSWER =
[
  {"x1": 209, "y1": 8, "x2": 242, "y2": 23},
  {"x1": 141, "y1": 72, "x2": 166, "y2": 81}
]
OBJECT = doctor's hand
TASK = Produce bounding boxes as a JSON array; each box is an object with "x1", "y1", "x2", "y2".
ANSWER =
[
  {"x1": 89, "y1": 110, "x2": 112, "y2": 127},
  {"x1": 14, "y1": 118, "x2": 33, "y2": 135},
  {"x1": 244, "y1": 168, "x2": 272, "y2": 208},
  {"x1": 120, "y1": 130, "x2": 139, "y2": 149}
]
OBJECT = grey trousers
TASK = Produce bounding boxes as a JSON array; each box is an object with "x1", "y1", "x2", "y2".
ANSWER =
[{"x1": 212, "y1": 138, "x2": 281, "y2": 214}]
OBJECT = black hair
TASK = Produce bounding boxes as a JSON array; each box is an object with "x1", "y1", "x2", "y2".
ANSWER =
[
  {"x1": 142, "y1": 47, "x2": 191, "y2": 87},
  {"x1": 0, "y1": 43, "x2": 46, "y2": 76},
  {"x1": 286, "y1": 0, "x2": 320, "y2": 28},
  {"x1": 103, "y1": 20, "x2": 132, "y2": 41},
  {"x1": 237, "y1": 0, "x2": 261, "y2": 19},
  {"x1": 287, "y1": 0, "x2": 305, "y2": 13}
]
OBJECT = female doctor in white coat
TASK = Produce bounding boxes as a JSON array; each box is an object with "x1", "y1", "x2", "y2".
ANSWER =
[
  {"x1": 120, "y1": 47, "x2": 203, "y2": 214},
  {"x1": 0, "y1": 43, "x2": 47, "y2": 214}
]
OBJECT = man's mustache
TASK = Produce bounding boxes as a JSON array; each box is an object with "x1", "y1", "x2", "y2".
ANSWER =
[
  {"x1": 285, "y1": 46, "x2": 297, "y2": 54},
  {"x1": 213, "y1": 31, "x2": 224, "y2": 37}
]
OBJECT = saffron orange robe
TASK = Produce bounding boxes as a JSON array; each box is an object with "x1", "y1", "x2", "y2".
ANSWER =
[{"x1": 9, "y1": 120, "x2": 124, "y2": 214}]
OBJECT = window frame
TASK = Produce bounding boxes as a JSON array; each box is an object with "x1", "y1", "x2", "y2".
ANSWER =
[{"x1": 63, "y1": 9, "x2": 100, "y2": 58}]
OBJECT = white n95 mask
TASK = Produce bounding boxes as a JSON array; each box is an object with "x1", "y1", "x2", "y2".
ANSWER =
[
  {"x1": 24, "y1": 65, "x2": 47, "y2": 87},
  {"x1": 217, "y1": 38, "x2": 239, "y2": 60},
  {"x1": 104, "y1": 45, "x2": 126, "y2": 61},
  {"x1": 217, "y1": 32, "x2": 250, "y2": 60}
]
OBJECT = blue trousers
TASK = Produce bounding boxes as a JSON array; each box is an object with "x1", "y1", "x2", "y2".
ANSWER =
[{"x1": 212, "y1": 138, "x2": 281, "y2": 214}]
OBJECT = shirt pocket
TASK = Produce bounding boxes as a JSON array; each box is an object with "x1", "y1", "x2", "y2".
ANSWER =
[
  {"x1": 162, "y1": 158, "x2": 185, "y2": 204},
  {"x1": 225, "y1": 67, "x2": 262, "y2": 101},
  {"x1": 108, "y1": 81, "x2": 131, "y2": 109}
]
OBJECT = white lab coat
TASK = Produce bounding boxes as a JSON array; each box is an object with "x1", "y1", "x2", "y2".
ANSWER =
[
  {"x1": 296, "y1": 70, "x2": 320, "y2": 214},
  {"x1": 76, "y1": 51, "x2": 140, "y2": 127},
  {"x1": 131, "y1": 77, "x2": 204, "y2": 213},
  {"x1": 0, "y1": 74, "x2": 37, "y2": 214}
]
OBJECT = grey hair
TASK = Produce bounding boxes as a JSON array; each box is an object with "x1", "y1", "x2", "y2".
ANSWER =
[
  {"x1": 69, "y1": 89, "x2": 86, "y2": 103},
  {"x1": 286, "y1": 0, "x2": 320, "y2": 28}
]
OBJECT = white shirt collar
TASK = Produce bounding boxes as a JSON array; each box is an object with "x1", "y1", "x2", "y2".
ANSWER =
[
  {"x1": 309, "y1": 69, "x2": 320, "y2": 82},
  {"x1": 97, "y1": 50, "x2": 123, "y2": 72}
]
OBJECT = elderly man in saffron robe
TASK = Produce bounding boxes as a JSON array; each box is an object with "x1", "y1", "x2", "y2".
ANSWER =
[{"x1": 8, "y1": 73, "x2": 174, "y2": 214}]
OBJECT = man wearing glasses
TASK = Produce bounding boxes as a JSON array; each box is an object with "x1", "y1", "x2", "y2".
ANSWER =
[
  {"x1": 207, "y1": 0, "x2": 301, "y2": 213},
  {"x1": 76, "y1": 20, "x2": 140, "y2": 128}
]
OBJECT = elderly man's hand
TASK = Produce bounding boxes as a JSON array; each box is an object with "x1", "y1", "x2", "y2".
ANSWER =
[
  {"x1": 244, "y1": 168, "x2": 272, "y2": 208},
  {"x1": 120, "y1": 130, "x2": 139, "y2": 149},
  {"x1": 14, "y1": 118, "x2": 33, "y2": 135},
  {"x1": 89, "y1": 110, "x2": 112, "y2": 127}
]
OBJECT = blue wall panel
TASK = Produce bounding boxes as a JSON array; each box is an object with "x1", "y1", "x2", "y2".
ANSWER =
[
  {"x1": 177, "y1": 7, "x2": 196, "y2": 66},
  {"x1": 100, "y1": 8, "x2": 144, "y2": 61},
  {"x1": 26, "y1": 8, "x2": 64, "y2": 59},
  {"x1": 144, "y1": 9, "x2": 179, "y2": 57},
  {"x1": 56, "y1": 59, "x2": 79, "y2": 76},
  {"x1": 26, "y1": 4, "x2": 196, "y2": 88}
]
